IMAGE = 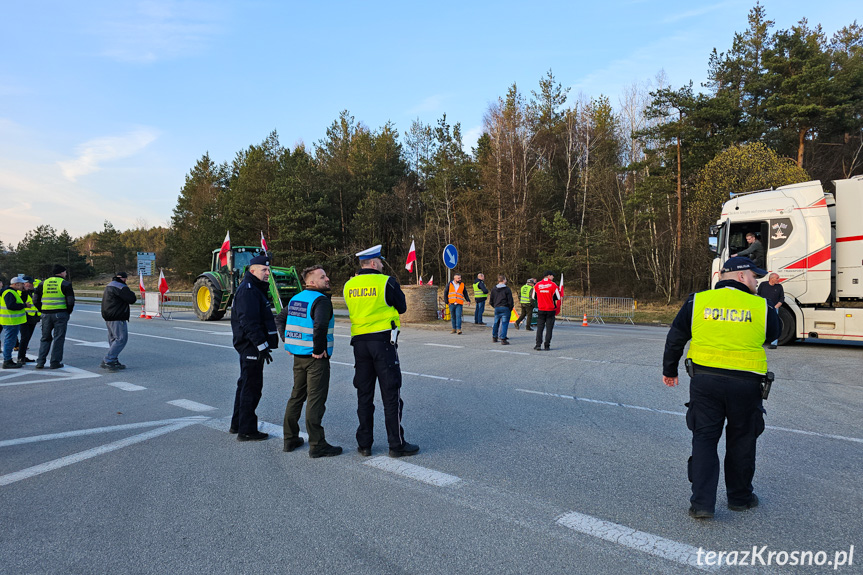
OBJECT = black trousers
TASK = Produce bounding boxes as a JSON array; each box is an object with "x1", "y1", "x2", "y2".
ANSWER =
[
  {"x1": 284, "y1": 355, "x2": 330, "y2": 446},
  {"x1": 231, "y1": 354, "x2": 265, "y2": 434},
  {"x1": 535, "y1": 310, "x2": 556, "y2": 346},
  {"x1": 17, "y1": 321, "x2": 37, "y2": 361},
  {"x1": 687, "y1": 372, "x2": 765, "y2": 512},
  {"x1": 516, "y1": 304, "x2": 533, "y2": 328},
  {"x1": 351, "y1": 339, "x2": 405, "y2": 449}
]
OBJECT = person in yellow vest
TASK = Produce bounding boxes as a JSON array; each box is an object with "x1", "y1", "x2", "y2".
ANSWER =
[
  {"x1": 32, "y1": 264, "x2": 75, "y2": 369},
  {"x1": 663, "y1": 257, "x2": 780, "y2": 520},
  {"x1": 447, "y1": 273, "x2": 470, "y2": 334},
  {"x1": 514, "y1": 278, "x2": 536, "y2": 331},
  {"x1": 16, "y1": 276, "x2": 41, "y2": 364},
  {"x1": 472, "y1": 273, "x2": 489, "y2": 325},
  {"x1": 1, "y1": 276, "x2": 27, "y2": 369},
  {"x1": 343, "y1": 244, "x2": 418, "y2": 458}
]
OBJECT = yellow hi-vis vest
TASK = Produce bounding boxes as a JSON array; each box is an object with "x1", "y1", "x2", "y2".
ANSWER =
[
  {"x1": 0, "y1": 289, "x2": 26, "y2": 326},
  {"x1": 687, "y1": 287, "x2": 768, "y2": 374},
  {"x1": 24, "y1": 294, "x2": 40, "y2": 318},
  {"x1": 473, "y1": 282, "x2": 488, "y2": 300},
  {"x1": 344, "y1": 274, "x2": 400, "y2": 337},
  {"x1": 520, "y1": 284, "x2": 533, "y2": 304},
  {"x1": 40, "y1": 276, "x2": 67, "y2": 311}
]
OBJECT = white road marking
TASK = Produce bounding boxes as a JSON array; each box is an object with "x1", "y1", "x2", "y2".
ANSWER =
[
  {"x1": 70, "y1": 324, "x2": 234, "y2": 350},
  {"x1": 334, "y1": 334, "x2": 351, "y2": 338},
  {"x1": 106, "y1": 381, "x2": 147, "y2": 392},
  {"x1": 174, "y1": 327, "x2": 232, "y2": 335},
  {"x1": 73, "y1": 309, "x2": 101, "y2": 314},
  {"x1": 330, "y1": 361, "x2": 462, "y2": 382},
  {"x1": 331, "y1": 361, "x2": 352, "y2": 367},
  {"x1": 364, "y1": 456, "x2": 461, "y2": 487},
  {"x1": 556, "y1": 511, "x2": 716, "y2": 572},
  {"x1": 556, "y1": 357, "x2": 611, "y2": 364},
  {"x1": 0, "y1": 364, "x2": 101, "y2": 387},
  {"x1": 167, "y1": 399, "x2": 217, "y2": 412},
  {"x1": 488, "y1": 349, "x2": 530, "y2": 355},
  {"x1": 201, "y1": 418, "x2": 308, "y2": 441},
  {"x1": 66, "y1": 337, "x2": 111, "y2": 348},
  {"x1": 0, "y1": 419, "x2": 201, "y2": 487},
  {"x1": 424, "y1": 343, "x2": 464, "y2": 348},
  {"x1": 0, "y1": 417, "x2": 207, "y2": 448},
  {"x1": 517, "y1": 389, "x2": 863, "y2": 445}
]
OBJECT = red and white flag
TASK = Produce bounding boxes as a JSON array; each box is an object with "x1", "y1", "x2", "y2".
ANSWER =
[
  {"x1": 158, "y1": 269, "x2": 170, "y2": 296},
  {"x1": 427, "y1": 275, "x2": 433, "y2": 286},
  {"x1": 418, "y1": 276, "x2": 423, "y2": 285},
  {"x1": 405, "y1": 240, "x2": 416, "y2": 272},
  {"x1": 555, "y1": 273, "x2": 564, "y2": 315},
  {"x1": 138, "y1": 273, "x2": 145, "y2": 294},
  {"x1": 260, "y1": 231, "x2": 269, "y2": 253},
  {"x1": 218, "y1": 231, "x2": 231, "y2": 267}
]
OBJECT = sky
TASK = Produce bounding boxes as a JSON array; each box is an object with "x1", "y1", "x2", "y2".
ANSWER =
[{"x1": 0, "y1": 0, "x2": 857, "y2": 247}]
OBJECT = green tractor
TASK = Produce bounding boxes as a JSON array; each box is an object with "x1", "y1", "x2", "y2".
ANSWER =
[{"x1": 192, "y1": 246, "x2": 303, "y2": 321}]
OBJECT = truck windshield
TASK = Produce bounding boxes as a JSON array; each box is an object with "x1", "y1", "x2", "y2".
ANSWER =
[{"x1": 233, "y1": 250, "x2": 256, "y2": 271}]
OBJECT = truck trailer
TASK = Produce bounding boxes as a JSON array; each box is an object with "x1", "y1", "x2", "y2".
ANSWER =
[{"x1": 709, "y1": 176, "x2": 863, "y2": 345}]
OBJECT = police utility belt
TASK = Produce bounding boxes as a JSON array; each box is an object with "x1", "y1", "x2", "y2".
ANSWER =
[{"x1": 684, "y1": 358, "x2": 774, "y2": 400}]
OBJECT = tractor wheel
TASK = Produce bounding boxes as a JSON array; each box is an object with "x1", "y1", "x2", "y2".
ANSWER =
[
  {"x1": 193, "y1": 277, "x2": 226, "y2": 321},
  {"x1": 777, "y1": 305, "x2": 797, "y2": 346}
]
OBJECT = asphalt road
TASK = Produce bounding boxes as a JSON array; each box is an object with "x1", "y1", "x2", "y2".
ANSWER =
[{"x1": 1, "y1": 304, "x2": 860, "y2": 574}]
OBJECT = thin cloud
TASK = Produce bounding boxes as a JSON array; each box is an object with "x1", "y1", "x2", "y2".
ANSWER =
[
  {"x1": 96, "y1": 0, "x2": 225, "y2": 63},
  {"x1": 406, "y1": 94, "x2": 449, "y2": 115},
  {"x1": 58, "y1": 128, "x2": 159, "y2": 182},
  {"x1": 462, "y1": 125, "x2": 484, "y2": 154},
  {"x1": 663, "y1": 1, "x2": 733, "y2": 24}
]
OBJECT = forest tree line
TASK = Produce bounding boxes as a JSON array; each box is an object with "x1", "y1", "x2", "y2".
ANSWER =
[{"x1": 2, "y1": 5, "x2": 861, "y2": 300}]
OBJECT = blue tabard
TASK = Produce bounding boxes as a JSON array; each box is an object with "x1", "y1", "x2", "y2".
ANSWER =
[{"x1": 284, "y1": 290, "x2": 334, "y2": 357}]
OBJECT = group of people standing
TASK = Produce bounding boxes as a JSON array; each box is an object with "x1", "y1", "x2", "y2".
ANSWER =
[
  {"x1": 446, "y1": 272, "x2": 562, "y2": 350},
  {"x1": 229, "y1": 246, "x2": 419, "y2": 460}
]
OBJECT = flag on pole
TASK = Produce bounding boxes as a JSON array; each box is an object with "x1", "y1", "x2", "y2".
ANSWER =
[
  {"x1": 427, "y1": 275, "x2": 434, "y2": 286},
  {"x1": 418, "y1": 276, "x2": 423, "y2": 285},
  {"x1": 260, "y1": 231, "x2": 269, "y2": 253},
  {"x1": 158, "y1": 269, "x2": 170, "y2": 296},
  {"x1": 218, "y1": 231, "x2": 231, "y2": 268},
  {"x1": 555, "y1": 273, "x2": 564, "y2": 315},
  {"x1": 139, "y1": 273, "x2": 145, "y2": 294},
  {"x1": 405, "y1": 240, "x2": 416, "y2": 272}
]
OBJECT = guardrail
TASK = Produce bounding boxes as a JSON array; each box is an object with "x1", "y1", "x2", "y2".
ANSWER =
[{"x1": 560, "y1": 296, "x2": 635, "y2": 324}]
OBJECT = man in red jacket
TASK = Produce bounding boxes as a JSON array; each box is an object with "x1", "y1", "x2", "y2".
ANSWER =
[{"x1": 533, "y1": 271, "x2": 560, "y2": 351}]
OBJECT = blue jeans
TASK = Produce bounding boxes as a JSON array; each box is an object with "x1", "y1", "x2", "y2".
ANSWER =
[
  {"x1": 474, "y1": 299, "x2": 486, "y2": 323},
  {"x1": 449, "y1": 304, "x2": 463, "y2": 330},
  {"x1": 104, "y1": 320, "x2": 129, "y2": 363},
  {"x1": 2, "y1": 324, "x2": 21, "y2": 362},
  {"x1": 492, "y1": 307, "x2": 510, "y2": 339},
  {"x1": 38, "y1": 311, "x2": 69, "y2": 366}
]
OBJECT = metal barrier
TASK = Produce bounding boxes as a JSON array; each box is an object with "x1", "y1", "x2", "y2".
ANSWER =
[
  {"x1": 559, "y1": 296, "x2": 635, "y2": 325},
  {"x1": 72, "y1": 289, "x2": 198, "y2": 317}
]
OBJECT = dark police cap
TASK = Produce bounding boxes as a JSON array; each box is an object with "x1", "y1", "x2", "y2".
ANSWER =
[
  {"x1": 114, "y1": 271, "x2": 128, "y2": 279},
  {"x1": 250, "y1": 253, "x2": 271, "y2": 267},
  {"x1": 721, "y1": 257, "x2": 767, "y2": 278},
  {"x1": 21, "y1": 275, "x2": 34, "y2": 283}
]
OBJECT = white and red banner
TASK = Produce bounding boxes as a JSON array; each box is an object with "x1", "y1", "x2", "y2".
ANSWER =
[
  {"x1": 158, "y1": 269, "x2": 170, "y2": 297},
  {"x1": 218, "y1": 231, "x2": 231, "y2": 267},
  {"x1": 555, "y1": 273, "x2": 564, "y2": 315},
  {"x1": 138, "y1": 273, "x2": 145, "y2": 294},
  {"x1": 405, "y1": 240, "x2": 416, "y2": 272},
  {"x1": 260, "y1": 231, "x2": 269, "y2": 253},
  {"x1": 427, "y1": 275, "x2": 434, "y2": 286}
]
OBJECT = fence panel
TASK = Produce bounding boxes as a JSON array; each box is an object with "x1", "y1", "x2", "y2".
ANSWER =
[{"x1": 559, "y1": 296, "x2": 635, "y2": 324}]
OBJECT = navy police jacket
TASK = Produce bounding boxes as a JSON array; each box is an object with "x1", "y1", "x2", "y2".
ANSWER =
[{"x1": 231, "y1": 271, "x2": 279, "y2": 356}]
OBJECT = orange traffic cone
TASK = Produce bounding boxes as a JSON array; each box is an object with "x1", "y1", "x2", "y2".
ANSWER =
[{"x1": 582, "y1": 313, "x2": 588, "y2": 327}]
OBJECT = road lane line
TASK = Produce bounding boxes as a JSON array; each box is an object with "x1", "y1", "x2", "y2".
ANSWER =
[
  {"x1": 174, "y1": 327, "x2": 232, "y2": 335},
  {"x1": 106, "y1": 381, "x2": 147, "y2": 392},
  {"x1": 0, "y1": 365, "x2": 101, "y2": 387},
  {"x1": 424, "y1": 343, "x2": 464, "y2": 348},
  {"x1": 488, "y1": 349, "x2": 530, "y2": 355},
  {"x1": 0, "y1": 417, "x2": 208, "y2": 448},
  {"x1": 70, "y1": 324, "x2": 234, "y2": 349},
  {"x1": 517, "y1": 389, "x2": 863, "y2": 445},
  {"x1": 167, "y1": 399, "x2": 217, "y2": 412},
  {"x1": 556, "y1": 357, "x2": 611, "y2": 364},
  {"x1": 201, "y1": 418, "x2": 309, "y2": 441},
  {"x1": 0, "y1": 420, "x2": 201, "y2": 486},
  {"x1": 556, "y1": 511, "x2": 716, "y2": 572},
  {"x1": 364, "y1": 456, "x2": 461, "y2": 487},
  {"x1": 330, "y1": 361, "x2": 462, "y2": 382}
]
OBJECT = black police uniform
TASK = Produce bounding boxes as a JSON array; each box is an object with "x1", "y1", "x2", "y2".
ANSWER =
[
  {"x1": 230, "y1": 268, "x2": 279, "y2": 437},
  {"x1": 663, "y1": 279, "x2": 781, "y2": 514},
  {"x1": 350, "y1": 269, "x2": 408, "y2": 451}
]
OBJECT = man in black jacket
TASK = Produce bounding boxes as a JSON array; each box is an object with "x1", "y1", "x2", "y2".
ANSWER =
[
  {"x1": 488, "y1": 275, "x2": 514, "y2": 345},
  {"x1": 230, "y1": 253, "x2": 279, "y2": 442},
  {"x1": 101, "y1": 272, "x2": 137, "y2": 372}
]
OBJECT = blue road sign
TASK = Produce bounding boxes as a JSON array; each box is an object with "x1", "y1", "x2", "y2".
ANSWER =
[{"x1": 443, "y1": 244, "x2": 458, "y2": 269}]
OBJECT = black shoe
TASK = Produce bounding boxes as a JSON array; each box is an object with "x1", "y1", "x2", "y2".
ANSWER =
[
  {"x1": 500, "y1": 339, "x2": 510, "y2": 345},
  {"x1": 48, "y1": 363, "x2": 64, "y2": 369},
  {"x1": 688, "y1": 506, "x2": 714, "y2": 519},
  {"x1": 18, "y1": 357, "x2": 34, "y2": 364},
  {"x1": 106, "y1": 365, "x2": 121, "y2": 373},
  {"x1": 533, "y1": 345, "x2": 541, "y2": 351},
  {"x1": 389, "y1": 442, "x2": 420, "y2": 458},
  {"x1": 100, "y1": 361, "x2": 110, "y2": 369},
  {"x1": 357, "y1": 446, "x2": 372, "y2": 457},
  {"x1": 492, "y1": 337, "x2": 498, "y2": 343},
  {"x1": 767, "y1": 344, "x2": 777, "y2": 349},
  {"x1": 110, "y1": 361, "x2": 127, "y2": 369},
  {"x1": 35, "y1": 363, "x2": 45, "y2": 369},
  {"x1": 728, "y1": 493, "x2": 759, "y2": 512},
  {"x1": 526, "y1": 327, "x2": 533, "y2": 331},
  {"x1": 283, "y1": 437, "x2": 305, "y2": 452},
  {"x1": 515, "y1": 323, "x2": 520, "y2": 330},
  {"x1": 237, "y1": 431, "x2": 269, "y2": 442},
  {"x1": 2, "y1": 360, "x2": 22, "y2": 369},
  {"x1": 228, "y1": 427, "x2": 238, "y2": 434},
  {"x1": 309, "y1": 442, "x2": 342, "y2": 458},
  {"x1": 543, "y1": 346, "x2": 551, "y2": 351}
]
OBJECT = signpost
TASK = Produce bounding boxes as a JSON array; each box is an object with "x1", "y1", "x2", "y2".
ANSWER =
[
  {"x1": 137, "y1": 252, "x2": 156, "y2": 277},
  {"x1": 443, "y1": 244, "x2": 458, "y2": 284}
]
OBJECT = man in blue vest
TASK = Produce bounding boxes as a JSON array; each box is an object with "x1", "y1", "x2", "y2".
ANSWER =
[
  {"x1": 230, "y1": 253, "x2": 279, "y2": 442},
  {"x1": 278, "y1": 265, "x2": 342, "y2": 458},
  {"x1": 663, "y1": 257, "x2": 780, "y2": 520}
]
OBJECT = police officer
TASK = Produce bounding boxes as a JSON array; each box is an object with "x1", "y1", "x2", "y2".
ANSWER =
[
  {"x1": 277, "y1": 265, "x2": 342, "y2": 458},
  {"x1": 1, "y1": 276, "x2": 27, "y2": 369},
  {"x1": 514, "y1": 278, "x2": 536, "y2": 331},
  {"x1": 16, "y1": 276, "x2": 40, "y2": 364},
  {"x1": 33, "y1": 264, "x2": 75, "y2": 369},
  {"x1": 473, "y1": 273, "x2": 489, "y2": 325},
  {"x1": 662, "y1": 257, "x2": 780, "y2": 519},
  {"x1": 230, "y1": 253, "x2": 279, "y2": 442},
  {"x1": 343, "y1": 245, "x2": 419, "y2": 458}
]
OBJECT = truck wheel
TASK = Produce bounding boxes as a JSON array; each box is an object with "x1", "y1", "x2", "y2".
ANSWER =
[
  {"x1": 777, "y1": 306, "x2": 797, "y2": 345},
  {"x1": 193, "y1": 277, "x2": 226, "y2": 321}
]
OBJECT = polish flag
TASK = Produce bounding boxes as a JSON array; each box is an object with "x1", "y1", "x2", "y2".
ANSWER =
[
  {"x1": 158, "y1": 269, "x2": 170, "y2": 296},
  {"x1": 418, "y1": 276, "x2": 423, "y2": 285},
  {"x1": 555, "y1": 273, "x2": 564, "y2": 315},
  {"x1": 218, "y1": 231, "x2": 231, "y2": 268},
  {"x1": 405, "y1": 240, "x2": 416, "y2": 272},
  {"x1": 427, "y1": 275, "x2": 433, "y2": 286},
  {"x1": 260, "y1": 231, "x2": 269, "y2": 253},
  {"x1": 138, "y1": 273, "x2": 145, "y2": 294}
]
